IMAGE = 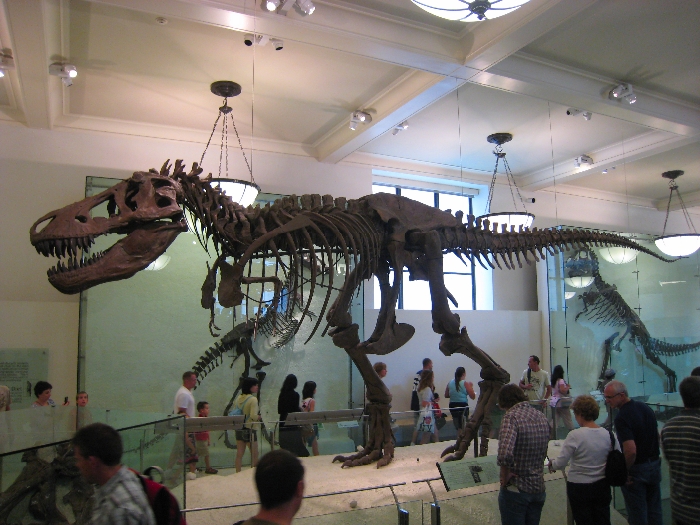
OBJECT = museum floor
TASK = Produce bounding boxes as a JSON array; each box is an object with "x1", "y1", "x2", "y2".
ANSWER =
[{"x1": 183, "y1": 440, "x2": 630, "y2": 525}]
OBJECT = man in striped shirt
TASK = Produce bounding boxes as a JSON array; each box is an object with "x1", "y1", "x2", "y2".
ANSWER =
[
  {"x1": 73, "y1": 423, "x2": 156, "y2": 525},
  {"x1": 497, "y1": 383, "x2": 550, "y2": 525},
  {"x1": 661, "y1": 376, "x2": 700, "y2": 525}
]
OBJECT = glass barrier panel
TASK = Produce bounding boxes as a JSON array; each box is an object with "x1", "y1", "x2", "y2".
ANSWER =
[{"x1": 0, "y1": 413, "x2": 186, "y2": 518}]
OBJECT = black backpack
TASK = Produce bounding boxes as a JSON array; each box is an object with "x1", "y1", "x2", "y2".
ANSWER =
[
  {"x1": 410, "y1": 390, "x2": 420, "y2": 412},
  {"x1": 132, "y1": 467, "x2": 186, "y2": 525},
  {"x1": 604, "y1": 430, "x2": 628, "y2": 486}
]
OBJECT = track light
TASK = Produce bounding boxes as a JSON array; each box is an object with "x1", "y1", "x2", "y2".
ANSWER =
[
  {"x1": 49, "y1": 63, "x2": 77, "y2": 86},
  {"x1": 296, "y1": 0, "x2": 315, "y2": 14},
  {"x1": 566, "y1": 108, "x2": 593, "y2": 121},
  {"x1": 265, "y1": 0, "x2": 281, "y2": 11},
  {"x1": 350, "y1": 110, "x2": 372, "y2": 130},
  {"x1": 609, "y1": 83, "x2": 636, "y2": 104},
  {"x1": 574, "y1": 155, "x2": 593, "y2": 168},
  {"x1": 0, "y1": 53, "x2": 14, "y2": 78},
  {"x1": 392, "y1": 121, "x2": 409, "y2": 135}
]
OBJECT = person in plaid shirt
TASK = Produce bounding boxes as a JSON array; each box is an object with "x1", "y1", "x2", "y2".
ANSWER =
[{"x1": 497, "y1": 383, "x2": 550, "y2": 525}]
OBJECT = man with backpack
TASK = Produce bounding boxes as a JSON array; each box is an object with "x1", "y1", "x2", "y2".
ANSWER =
[{"x1": 72, "y1": 423, "x2": 156, "y2": 525}]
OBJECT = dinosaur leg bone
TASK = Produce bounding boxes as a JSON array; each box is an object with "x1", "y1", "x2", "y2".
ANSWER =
[
  {"x1": 332, "y1": 343, "x2": 394, "y2": 468},
  {"x1": 406, "y1": 230, "x2": 460, "y2": 336}
]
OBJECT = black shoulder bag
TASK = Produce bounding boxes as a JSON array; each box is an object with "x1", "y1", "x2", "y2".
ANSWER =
[{"x1": 605, "y1": 429, "x2": 627, "y2": 486}]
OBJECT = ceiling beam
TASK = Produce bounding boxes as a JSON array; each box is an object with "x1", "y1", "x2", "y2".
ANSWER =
[
  {"x1": 520, "y1": 131, "x2": 700, "y2": 191},
  {"x1": 654, "y1": 189, "x2": 700, "y2": 213},
  {"x1": 3, "y1": 0, "x2": 63, "y2": 129},
  {"x1": 472, "y1": 52, "x2": 700, "y2": 137},
  {"x1": 87, "y1": 0, "x2": 600, "y2": 163}
]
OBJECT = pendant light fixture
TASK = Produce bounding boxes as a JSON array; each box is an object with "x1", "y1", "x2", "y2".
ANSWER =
[
  {"x1": 478, "y1": 133, "x2": 534, "y2": 231},
  {"x1": 654, "y1": 170, "x2": 700, "y2": 257},
  {"x1": 200, "y1": 81, "x2": 260, "y2": 208},
  {"x1": 598, "y1": 246, "x2": 638, "y2": 265},
  {"x1": 411, "y1": 0, "x2": 530, "y2": 22}
]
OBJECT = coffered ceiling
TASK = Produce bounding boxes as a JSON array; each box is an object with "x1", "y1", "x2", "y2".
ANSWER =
[{"x1": 1, "y1": 0, "x2": 699, "y2": 210}]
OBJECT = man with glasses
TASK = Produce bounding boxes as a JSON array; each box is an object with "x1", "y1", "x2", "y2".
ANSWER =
[{"x1": 604, "y1": 380, "x2": 662, "y2": 525}]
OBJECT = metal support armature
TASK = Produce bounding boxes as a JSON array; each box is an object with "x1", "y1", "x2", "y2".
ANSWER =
[
  {"x1": 412, "y1": 477, "x2": 441, "y2": 525},
  {"x1": 390, "y1": 485, "x2": 409, "y2": 525}
]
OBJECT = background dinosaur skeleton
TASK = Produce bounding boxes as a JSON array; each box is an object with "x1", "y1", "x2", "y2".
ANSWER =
[{"x1": 574, "y1": 250, "x2": 700, "y2": 393}]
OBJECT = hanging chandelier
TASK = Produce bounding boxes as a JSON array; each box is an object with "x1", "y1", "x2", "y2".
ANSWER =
[
  {"x1": 598, "y1": 246, "x2": 638, "y2": 265},
  {"x1": 411, "y1": 0, "x2": 531, "y2": 22},
  {"x1": 654, "y1": 170, "x2": 700, "y2": 257},
  {"x1": 477, "y1": 133, "x2": 534, "y2": 231},
  {"x1": 201, "y1": 81, "x2": 260, "y2": 208}
]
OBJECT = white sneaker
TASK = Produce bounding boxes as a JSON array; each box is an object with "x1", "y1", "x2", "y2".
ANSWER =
[{"x1": 186, "y1": 472, "x2": 197, "y2": 480}]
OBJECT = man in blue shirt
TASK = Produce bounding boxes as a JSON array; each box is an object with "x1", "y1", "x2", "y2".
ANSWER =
[{"x1": 604, "y1": 380, "x2": 662, "y2": 525}]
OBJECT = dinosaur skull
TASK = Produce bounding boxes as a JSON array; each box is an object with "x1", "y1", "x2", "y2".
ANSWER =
[{"x1": 30, "y1": 171, "x2": 187, "y2": 294}]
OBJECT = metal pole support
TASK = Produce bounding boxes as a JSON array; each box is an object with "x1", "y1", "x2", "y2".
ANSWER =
[{"x1": 390, "y1": 486, "x2": 409, "y2": 524}]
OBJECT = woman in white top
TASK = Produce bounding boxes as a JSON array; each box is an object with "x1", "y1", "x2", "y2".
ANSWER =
[
  {"x1": 301, "y1": 381, "x2": 319, "y2": 456},
  {"x1": 414, "y1": 370, "x2": 436, "y2": 445},
  {"x1": 548, "y1": 394, "x2": 620, "y2": 525}
]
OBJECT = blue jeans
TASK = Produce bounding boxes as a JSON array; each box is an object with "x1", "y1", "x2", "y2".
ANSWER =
[
  {"x1": 620, "y1": 459, "x2": 662, "y2": 525},
  {"x1": 498, "y1": 487, "x2": 546, "y2": 525}
]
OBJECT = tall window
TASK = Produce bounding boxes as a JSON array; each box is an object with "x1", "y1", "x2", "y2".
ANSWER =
[{"x1": 372, "y1": 184, "x2": 476, "y2": 310}]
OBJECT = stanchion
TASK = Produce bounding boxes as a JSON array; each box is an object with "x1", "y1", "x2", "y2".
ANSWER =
[
  {"x1": 412, "y1": 476, "x2": 441, "y2": 525},
  {"x1": 390, "y1": 485, "x2": 409, "y2": 525}
]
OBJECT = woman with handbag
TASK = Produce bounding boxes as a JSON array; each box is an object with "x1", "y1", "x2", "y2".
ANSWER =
[
  {"x1": 444, "y1": 366, "x2": 476, "y2": 431},
  {"x1": 550, "y1": 365, "x2": 575, "y2": 436},
  {"x1": 414, "y1": 370, "x2": 436, "y2": 445},
  {"x1": 548, "y1": 395, "x2": 620, "y2": 525}
]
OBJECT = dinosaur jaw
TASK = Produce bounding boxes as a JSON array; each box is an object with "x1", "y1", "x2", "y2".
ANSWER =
[{"x1": 37, "y1": 220, "x2": 187, "y2": 294}]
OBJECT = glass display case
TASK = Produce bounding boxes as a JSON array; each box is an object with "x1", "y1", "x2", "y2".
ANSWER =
[{"x1": 547, "y1": 234, "x2": 700, "y2": 399}]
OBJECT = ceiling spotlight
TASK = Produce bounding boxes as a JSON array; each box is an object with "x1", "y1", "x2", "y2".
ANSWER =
[
  {"x1": 392, "y1": 121, "x2": 409, "y2": 135},
  {"x1": 270, "y1": 38, "x2": 284, "y2": 51},
  {"x1": 296, "y1": 0, "x2": 315, "y2": 15},
  {"x1": 49, "y1": 63, "x2": 78, "y2": 86},
  {"x1": 265, "y1": 0, "x2": 281, "y2": 10},
  {"x1": 0, "y1": 53, "x2": 15, "y2": 78},
  {"x1": 566, "y1": 108, "x2": 583, "y2": 117},
  {"x1": 350, "y1": 110, "x2": 372, "y2": 130},
  {"x1": 574, "y1": 155, "x2": 593, "y2": 168},
  {"x1": 609, "y1": 83, "x2": 636, "y2": 104},
  {"x1": 582, "y1": 111, "x2": 592, "y2": 121}
]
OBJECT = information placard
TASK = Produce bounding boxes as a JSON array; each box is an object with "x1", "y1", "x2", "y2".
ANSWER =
[{"x1": 436, "y1": 454, "x2": 501, "y2": 491}]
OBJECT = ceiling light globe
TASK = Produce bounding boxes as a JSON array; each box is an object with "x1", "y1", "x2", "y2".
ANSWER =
[
  {"x1": 411, "y1": 0, "x2": 530, "y2": 22},
  {"x1": 564, "y1": 291, "x2": 576, "y2": 300},
  {"x1": 655, "y1": 234, "x2": 700, "y2": 257},
  {"x1": 266, "y1": 0, "x2": 279, "y2": 11},
  {"x1": 598, "y1": 246, "x2": 638, "y2": 264},
  {"x1": 212, "y1": 179, "x2": 261, "y2": 208},
  {"x1": 564, "y1": 276, "x2": 595, "y2": 289}
]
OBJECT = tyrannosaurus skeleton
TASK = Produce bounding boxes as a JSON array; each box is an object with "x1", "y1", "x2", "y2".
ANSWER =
[{"x1": 30, "y1": 160, "x2": 673, "y2": 466}]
